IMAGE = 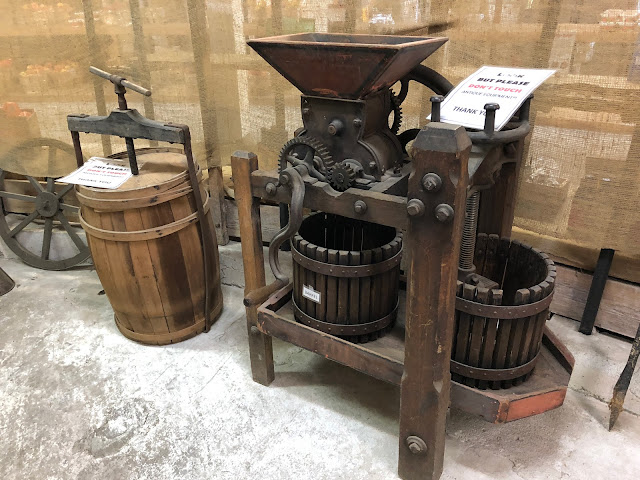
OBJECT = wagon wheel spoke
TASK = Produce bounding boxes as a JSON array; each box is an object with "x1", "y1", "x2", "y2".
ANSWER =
[
  {"x1": 0, "y1": 191, "x2": 38, "y2": 203},
  {"x1": 46, "y1": 176, "x2": 54, "y2": 193},
  {"x1": 41, "y1": 218, "x2": 53, "y2": 260},
  {"x1": 56, "y1": 211, "x2": 85, "y2": 251},
  {"x1": 56, "y1": 183, "x2": 74, "y2": 199},
  {"x1": 9, "y1": 210, "x2": 39, "y2": 237},
  {"x1": 26, "y1": 176, "x2": 44, "y2": 193},
  {"x1": 59, "y1": 203, "x2": 80, "y2": 214}
]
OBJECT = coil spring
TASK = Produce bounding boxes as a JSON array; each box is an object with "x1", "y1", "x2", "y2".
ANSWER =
[{"x1": 460, "y1": 192, "x2": 480, "y2": 271}]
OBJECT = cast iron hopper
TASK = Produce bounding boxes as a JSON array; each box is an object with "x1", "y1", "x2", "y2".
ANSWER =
[{"x1": 248, "y1": 33, "x2": 447, "y2": 99}]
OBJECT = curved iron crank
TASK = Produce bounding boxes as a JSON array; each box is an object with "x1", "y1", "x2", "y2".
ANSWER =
[{"x1": 243, "y1": 164, "x2": 307, "y2": 307}]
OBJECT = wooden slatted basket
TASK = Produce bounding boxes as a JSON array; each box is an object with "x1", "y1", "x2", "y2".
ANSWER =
[
  {"x1": 452, "y1": 234, "x2": 556, "y2": 390},
  {"x1": 292, "y1": 213, "x2": 402, "y2": 343}
]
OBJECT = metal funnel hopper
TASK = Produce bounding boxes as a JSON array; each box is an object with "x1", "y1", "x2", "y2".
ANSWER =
[{"x1": 248, "y1": 33, "x2": 448, "y2": 99}]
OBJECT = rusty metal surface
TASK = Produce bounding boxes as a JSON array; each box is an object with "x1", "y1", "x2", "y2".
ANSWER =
[{"x1": 248, "y1": 33, "x2": 447, "y2": 99}]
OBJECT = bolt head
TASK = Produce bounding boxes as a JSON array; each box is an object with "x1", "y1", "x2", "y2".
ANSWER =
[
  {"x1": 279, "y1": 173, "x2": 289, "y2": 186},
  {"x1": 435, "y1": 204, "x2": 454, "y2": 223},
  {"x1": 407, "y1": 199, "x2": 425, "y2": 217},
  {"x1": 265, "y1": 182, "x2": 277, "y2": 196},
  {"x1": 406, "y1": 436, "x2": 427, "y2": 455},
  {"x1": 354, "y1": 200, "x2": 367, "y2": 214},
  {"x1": 353, "y1": 118, "x2": 362, "y2": 128},
  {"x1": 302, "y1": 107, "x2": 310, "y2": 116},
  {"x1": 421, "y1": 173, "x2": 442, "y2": 192},
  {"x1": 368, "y1": 161, "x2": 377, "y2": 171}
]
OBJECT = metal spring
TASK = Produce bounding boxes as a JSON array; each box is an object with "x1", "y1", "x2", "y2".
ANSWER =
[{"x1": 459, "y1": 192, "x2": 480, "y2": 270}]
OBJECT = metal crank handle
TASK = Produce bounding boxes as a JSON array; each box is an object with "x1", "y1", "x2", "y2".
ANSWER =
[
  {"x1": 89, "y1": 66, "x2": 152, "y2": 97},
  {"x1": 244, "y1": 166, "x2": 306, "y2": 307}
]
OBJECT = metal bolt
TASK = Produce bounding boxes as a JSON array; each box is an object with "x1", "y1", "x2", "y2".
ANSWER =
[
  {"x1": 354, "y1": 200, "x2": 367, "y2": 214},
  {"x1": 430, "y1": 95, "x2": 444, "y2": 122},
  {"x1": 328, "y1": 119, "x2": 344, "y2": 136},
  {"x1": 368, "y1": 161, "x2": 377, "y2": 172},
  {"x1": 265, "y1": 182, "x2": 277, "y2": 196},
  {"x1": 353, "y1": 118, "x2": 362, "y2": 128},
  {"x1": 435, "y1": 203, "x2": 454, "y2": 223},
  {"x1": 279, "y1": 173, "x2": 289, "y2": 186},
  {"x1": 302, "y1": 107, "x2": 310, "y2": 116},
  {"x1": 421, "y1": 173, "x2": 442, "y2": 192},
  {"x1": 406, "y1": 436, "x2": 427, "y2": 455},
  {"x1": 407, "y1": 199, "x2": 425, "y2": 217}
]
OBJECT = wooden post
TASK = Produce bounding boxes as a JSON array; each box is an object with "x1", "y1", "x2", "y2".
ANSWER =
[
  {"x1": 231, "y1": 151, "x2": 275, "y2": 386},
  {"x1": 398, "y1": 123, "x2": 470, "y2": 480}
]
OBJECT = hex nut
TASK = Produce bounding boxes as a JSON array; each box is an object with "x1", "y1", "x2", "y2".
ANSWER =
[
  {"x1": 354, "y1": 200, "x2": 367, "y2": 214},
  {"x1": 435, "y1": 204, "x2": 454, "y2": 223},
  {"x1": 422, "y1": 173, "x2": 442, "y2": 192},
  {"x1": 407, "y1": 199, "x2": 425, "y2": 217}
]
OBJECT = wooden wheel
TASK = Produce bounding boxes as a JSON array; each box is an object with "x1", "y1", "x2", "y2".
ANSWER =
[{"x1": 0, "y1": 139, "x2": 90, "y2": 270}]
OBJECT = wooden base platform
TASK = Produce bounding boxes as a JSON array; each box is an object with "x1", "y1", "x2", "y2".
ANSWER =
[{"x1": 258, "y1": 284, "x2": 574, "y2": 424}]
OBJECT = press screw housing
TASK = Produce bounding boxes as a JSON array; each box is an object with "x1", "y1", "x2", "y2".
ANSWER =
[{"x1": 328, "y1": 119, "x2": 344, "y2": 136}]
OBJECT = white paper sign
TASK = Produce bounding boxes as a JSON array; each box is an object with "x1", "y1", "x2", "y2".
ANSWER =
[
  {"x1": 58, "y1": 157, "x2": 133, "y2": 189},
  {"x1": 302, "y1": 284, "x2": 321, "y2": 304},
  {"x1": 434, "y1": 66, "x2": 555, "y2": 131}
]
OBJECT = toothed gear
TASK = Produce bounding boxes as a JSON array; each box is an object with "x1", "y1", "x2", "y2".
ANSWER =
[
  {"x1": 390, "y1": 91, "x2": 403, "y2": 135},
  {"x1": 278, "y1": 135, "x2": 333, "y2": 174},
  {"x1": 328, "y1": 162, "x2": 356, "y2": 191}
]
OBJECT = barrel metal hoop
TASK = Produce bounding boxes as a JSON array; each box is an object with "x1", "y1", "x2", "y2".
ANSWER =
[
  {"x1": 450, "y1": 353, "x2": 540, "y2": 381},
  {"x1": 292, "y1": 245, "x2": 402, "y2": 278},
  {"x1": 292, "y1": 299, "x2": 398, "y2": 336},
  {"x1": 455, "y1": 293, "x2": 553, "y2": 319},
  {"x1": 79, "y1": 193, "x2": 210, "y2": 242}
]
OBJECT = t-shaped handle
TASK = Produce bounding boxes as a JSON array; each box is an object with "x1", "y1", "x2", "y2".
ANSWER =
[{"x1": 89, "y1": 66, "x2": 153, "y2": 175}]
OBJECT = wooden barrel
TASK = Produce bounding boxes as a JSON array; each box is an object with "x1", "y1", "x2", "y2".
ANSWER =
[
  {"x1": 76, "y1": 148, "x2": 223, "y2": 345},
  {"x1": 292, "y1": 213, "x2": 402, "y2": 343},
  {"x1": 451, "y1": 234, "x2": 556, "y2": 389}
]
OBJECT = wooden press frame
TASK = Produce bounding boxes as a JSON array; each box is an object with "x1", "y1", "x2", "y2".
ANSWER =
[
  {"x1": 233, "y1": 123, "x2": 469, "y2": 479},
  {"x1": 231, "y1": 122, "x2": 573, "y2": 479}
]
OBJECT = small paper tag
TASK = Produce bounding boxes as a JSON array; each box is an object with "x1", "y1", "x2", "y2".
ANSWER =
[
  {"x1": 58, "y1": 157, "x2": 132, "y2": 189},
  {"x1": 302, "y1": 284, "x2": 321, "y2": 304}
]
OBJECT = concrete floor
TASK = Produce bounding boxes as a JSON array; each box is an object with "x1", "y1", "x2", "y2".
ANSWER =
[{"x1": 1, "y1": 242, "x2": 639, "y2": 480}]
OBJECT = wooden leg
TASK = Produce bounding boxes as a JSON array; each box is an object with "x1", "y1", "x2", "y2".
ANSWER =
[
  {"x1": 231, "y1": 151, "x2": 275, "y2": 386},
  {"x1": 208, "y1": 166, "x2": 229, "y2": 246},
  {"x1": 398, "y1": 124, "x2": 471, "y2": 480}
]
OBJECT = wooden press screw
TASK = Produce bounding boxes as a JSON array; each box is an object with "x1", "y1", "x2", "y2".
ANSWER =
[
  {"x1": 406, "y1": 436, "x2": 427, "y2": 455},
  {"x1": 407, "y1": 199, "x2": 425, "y2": 217},
  {"x1": 435, "y1": 203, "x2": 454, "y2": 223},
  {"x1": 354, "y1": 200, "x2": 367, "y2": 214},
  {"x1": 421, "y1": 173, "x2": 442, "y2": 192}
]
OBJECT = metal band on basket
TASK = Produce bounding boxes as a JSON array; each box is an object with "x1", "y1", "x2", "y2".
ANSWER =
[
  {"x1": 450, "y1": 353, "x2": 540, "y2": 381},
  {"x1": 292, "y1": 244, "x2": 402, "y2": 277},
  {"x1": 293, "y1": 299, "x2": 398, "y2": 336},
  {"x1": 455, "y1": 293, "x2": 553, "y2": 319}
]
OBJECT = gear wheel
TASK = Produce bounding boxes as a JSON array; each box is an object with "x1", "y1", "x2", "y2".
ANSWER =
[
  {"x1": 327, "y1": 162, "x2": 356, "y2": 191},
  {"x1": 390, "y1": 91, "x2": 403, "y2": 135},
  {"x1": 278, "y1": 135, "x2": 333, "y2": 176}
]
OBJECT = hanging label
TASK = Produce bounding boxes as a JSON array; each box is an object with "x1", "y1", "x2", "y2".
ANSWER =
[
  {"x1": 58, "y1": 157, "x2": 132, "y2": 189},
  {"x1": 432, "y1": 66, "x2": 555, "y2": 131},
  {"x1": 302, "y1": 284, "x2": 321, "y2": 304}
]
